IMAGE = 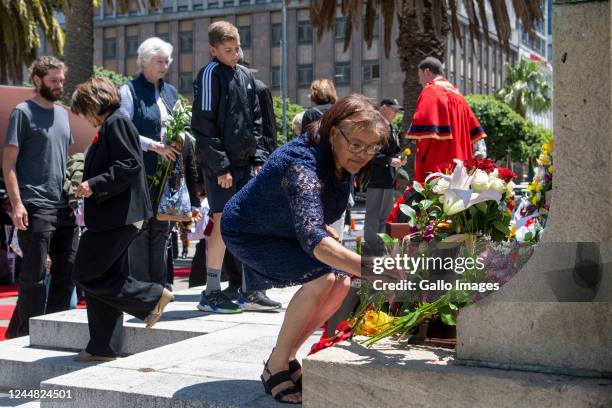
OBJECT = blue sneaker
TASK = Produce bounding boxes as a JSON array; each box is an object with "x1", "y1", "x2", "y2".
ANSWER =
[{"x1": 197, "y1": 291, "x2": 242, "y2": 314}]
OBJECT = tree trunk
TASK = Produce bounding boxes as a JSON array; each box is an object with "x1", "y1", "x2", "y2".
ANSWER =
[
  {"x1": 63, "y1": 0, "x2": 94, "y2": 103},
  {"x1": 397, "y1": 0, "x2": 450, "y2": 132}
]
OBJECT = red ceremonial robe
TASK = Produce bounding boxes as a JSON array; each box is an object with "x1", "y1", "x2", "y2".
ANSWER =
[{"x1": 407, "y1": 77, "x2": 486, "y2": 182}]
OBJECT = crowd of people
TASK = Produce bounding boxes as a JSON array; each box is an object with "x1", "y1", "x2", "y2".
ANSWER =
[{"x1": 1, "y1": 19, "x2": 486, "y2": 405}]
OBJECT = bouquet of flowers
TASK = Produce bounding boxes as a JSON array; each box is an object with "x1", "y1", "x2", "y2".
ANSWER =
[
  {"x1": 350, "y1": 158, "x2": 536, "y2": 346},
  {"x1": 154, "y1": 99, "x2": 195, "y2": 222},
  {"x1": 511, "y1": 139, "x2": 553, "y2": 243}
]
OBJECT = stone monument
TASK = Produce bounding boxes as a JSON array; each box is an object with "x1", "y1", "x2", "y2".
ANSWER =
[{"x1": 303, "y1": 1, "x2": 612, "y2": 406}]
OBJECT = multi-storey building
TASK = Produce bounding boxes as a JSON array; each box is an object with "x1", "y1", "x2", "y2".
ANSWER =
[{"x1": 92, "y1": 0, "x2": 524, "y2": 106}]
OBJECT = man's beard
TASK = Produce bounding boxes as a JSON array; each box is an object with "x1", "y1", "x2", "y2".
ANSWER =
[{"x1": 38, "y1": 83, "x2": 62, "y2": 102}]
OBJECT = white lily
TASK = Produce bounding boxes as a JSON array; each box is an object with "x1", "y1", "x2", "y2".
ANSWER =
[{"x1": 426, "y1": 159, "x2": 503, "y2": 216}]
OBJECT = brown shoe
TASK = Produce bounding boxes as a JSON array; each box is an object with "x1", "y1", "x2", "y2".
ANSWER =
[
  {"x1": 73, "y1": 350, "x2": 117, "y2": 362},
  {"x1": 145, "y1": 288, "x2": 174, "y2": 329}
]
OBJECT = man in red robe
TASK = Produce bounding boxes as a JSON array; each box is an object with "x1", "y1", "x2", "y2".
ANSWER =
[{"x1": 407, "y1": 57, "x2": 486, "y2": 182}]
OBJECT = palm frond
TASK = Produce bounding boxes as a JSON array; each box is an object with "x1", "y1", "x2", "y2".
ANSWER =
[
  {"x1": 363, "y1": 0, "x2": 376, "y2": 48},
  {"x1": 381, "y1": 0, "x2": 395, "y2": 57}
]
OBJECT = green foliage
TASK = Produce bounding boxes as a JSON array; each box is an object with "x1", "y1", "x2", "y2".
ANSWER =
[
  {"x1": 496, "y1": 59, "x2": 552, "y2": 117},
  {"x1": 466, "y1": 95, "x2": 550, "y2": 164},
  {"x1": 392, "y1": 112, "x2": 405, "y2": 137},
  {"x1": 93, "y1": 66, "x2": 132, "y2": 88},
  {"x1": 273, "y1": 96, "x2": 305, "y2": 146}
]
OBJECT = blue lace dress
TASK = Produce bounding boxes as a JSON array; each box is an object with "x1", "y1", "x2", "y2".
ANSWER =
[{"x1": 221, "y1": 134, "x2": 352, "y2": 291}]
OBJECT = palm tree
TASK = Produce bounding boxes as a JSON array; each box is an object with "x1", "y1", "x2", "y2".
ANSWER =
[
  {"x1": 496, "y1": 59, "x2": 551, "y2": 117},
  {"x1": 0, "y1": 0, "x2": 66, "y2": 84},
  {"x1": 63, "y1": 0, "x2": 161, "y2": 101},
  {"x1": 307, "y1": 0, "x2": 544, "y2": 128}
]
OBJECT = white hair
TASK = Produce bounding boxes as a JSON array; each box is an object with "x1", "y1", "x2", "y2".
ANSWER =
[{"x1": 137, "y1": 37, "x2": 174, "y2": 71}]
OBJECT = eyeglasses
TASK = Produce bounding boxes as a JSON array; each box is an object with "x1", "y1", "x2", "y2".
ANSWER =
[{"x1": 336, "y1": 126, "x2": 381, "y2": 155}]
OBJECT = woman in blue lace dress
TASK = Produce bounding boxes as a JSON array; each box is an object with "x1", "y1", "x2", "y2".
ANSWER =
[{"x1": 222, "y1": 94, "x2": 389, "y2": 404}]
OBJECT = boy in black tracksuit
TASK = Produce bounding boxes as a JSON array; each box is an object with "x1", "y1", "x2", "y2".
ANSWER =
[{"x1": 191, "y1": 21, "x2": 280, "y2": 313}]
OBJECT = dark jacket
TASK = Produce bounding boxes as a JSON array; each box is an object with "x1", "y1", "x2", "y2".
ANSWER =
[
  {"x1": 254, "y1": 79, "x2": 277, "y2": 153},
  {"x1": 301, "y1": 103, "x2": 332, "y2": 131},
  {"x1": 182, "y1": 136, "x2": 200, "y2": 208},
  {"x1": 367, "y1": 122, "x2": 401, "y2": 189},
  {"x1": 127, "y1": 74, "x2": 179, "y2": 177},
  {"x1": 191, "y1": 58, "x2": 266, "y2": 176},
  {"x1": 84, "y1": 109, "x2": 152, "y2": 232}
]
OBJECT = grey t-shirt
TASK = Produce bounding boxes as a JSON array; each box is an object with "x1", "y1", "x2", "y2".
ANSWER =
[{"x1": 5, "y1": 100, "x2": 73, "y2": 209}]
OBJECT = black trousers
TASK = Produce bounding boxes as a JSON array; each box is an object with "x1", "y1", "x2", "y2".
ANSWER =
[
  {"x1": 189, "y1": 239, "x2": 207, "y2": 287},
  {"x1": 127, "y1": 217, "x2": 170, "y2": 285},
  {"x1": 74, "y1": 225, "x2": 163, "y2": 357},
  {"x1": 7, "y1": 205, "x2": 78, "y2": 338}
]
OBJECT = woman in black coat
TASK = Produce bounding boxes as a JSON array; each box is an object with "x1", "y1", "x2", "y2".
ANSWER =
[{"x1": 70, "y1": 77, "x2": 173, "y2": 361}]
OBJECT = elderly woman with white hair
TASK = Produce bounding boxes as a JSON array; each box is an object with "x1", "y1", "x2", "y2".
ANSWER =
[{"x1": 119, "y1": 37, "x2": 200, "y2": 288}]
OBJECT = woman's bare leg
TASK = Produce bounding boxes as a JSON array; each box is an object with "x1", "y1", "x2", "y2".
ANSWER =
[{"x1": 263, "y1": 274, "x2": 338, "y2": 403}]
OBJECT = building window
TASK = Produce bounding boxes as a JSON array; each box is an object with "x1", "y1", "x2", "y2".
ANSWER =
[
  {"x1": 193, "y1": 1, "x2": 204, "y2": 10},
  {"x1": 103, "y1": 39, "x2": 116, "y2": 59},
  {"x1": 298, "y1": 21, "x2": 313, "y2": 44},
  {"x1": 180, "y1": 31, "x2": 193, "y2": 53},
  {"x1": 126, "y1": 36, "x2": 139, "y2": 57},
  {"x1": 362, "y1": 60, "x2": 380, "y2": 82},
  {"x1": 361, "y1": 16, "x2": 379, "y2": 39},
  {"x1": 270, "y1": 66, "x2": 280, "y2": 88},
  {"x1": 335, "y1": 18, "x2": 345, "y2": 42},
  {"x1": 179, "y1": 72, "x2": 193, "y2": 94},
  {"x1": 157, "y1": 32, "x2": 170, "y2": 43},
  {"x1": 238, "y1": 26, "x2": 251, "y2": 49},
  {"x1": 335, "y1": 62, "x2": 351, "y2": 85},
  {"x1": 162, "y1": 0, "x2": 173, "y2": 12},
  {"x1": 224, "y1": 0, "x2": 235, "y2": 7},
  {"x1": 271, "y1": 23, "x2": 281, "y2": 46},
  {"x1": 298, "y1": 64, "x2": 313, "y2": 87},
  {"x1": 240, "y1": 0, "x2": 251, "y2": 4},
  {"x1": 208, "y1": 0, "x2": 219, "y2": 8},
  {"x1": 177, "y1": 0, "x2": 189, "y2": 11}
]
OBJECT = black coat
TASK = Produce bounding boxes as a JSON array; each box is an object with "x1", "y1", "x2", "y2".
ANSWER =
[
  {"x1": 301, "y1": 103, "x2": 332, "y2": 131},
  {"x1": 254, "y1": 79, "x2": 277, "y2": 154},
  {"x1": 84, "y1": 109, "x2": 152, "y2": 232},
  {"x1": 367, "y1": 123, "x2": 401, "y2": 189}
]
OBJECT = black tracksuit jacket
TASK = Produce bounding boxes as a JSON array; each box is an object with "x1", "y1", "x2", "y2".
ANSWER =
[{"x1": 191, "y1": 58, "x2": 267, "y2": 176}]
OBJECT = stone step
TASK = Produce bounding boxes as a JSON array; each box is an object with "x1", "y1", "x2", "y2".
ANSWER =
[
  {"x1": 16, "y1": 402, "x2": 40, "y2": 408},
  {"x1": 0, "y1": 337, "x2": 98, "y2": 391},
  {"x1": 39, "y1": 323, "x2": 320, "y2": 408},
  {"x1": 28, "y1": 286, "x2": 295, "y2": 355},
  {"x1": 303, "y1": 339, "x2": 612, "y2": 408}
]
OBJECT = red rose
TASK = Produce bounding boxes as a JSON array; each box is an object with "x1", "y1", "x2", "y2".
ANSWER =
[
  {"x1": 497, "y1": 167, "x2": 517, "y2": 182},
  {"x1": 91, "y1": 132, "x2": 100, "y2": 144},
  {"x1": 472, "y1": 159, "x2": 498, "y2": 173}
]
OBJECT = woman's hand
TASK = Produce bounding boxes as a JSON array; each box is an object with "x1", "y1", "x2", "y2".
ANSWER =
[
  {"x1": 191, "y1": 208, "x2": 202, "y2": 222},
  {"x1": 75, "y1": 181, "x2": 93, "y2": 198},
  {"x1": 149, "y1": 141, "x2": 180, "y2": 161},
  {"x1": 325, "y1": 225, "x2": 341, "y2": 242},
  {"x1": 217, "y1": 173, "x2": 233, "y2": 189}
]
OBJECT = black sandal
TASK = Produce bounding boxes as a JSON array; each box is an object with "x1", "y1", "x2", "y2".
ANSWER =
[
  {"x1": 289, "y1": 359, "x2": 302, "y2": 390},
  {"x1": 261, "y1": 361, "x2": 302, "y2": 404}
]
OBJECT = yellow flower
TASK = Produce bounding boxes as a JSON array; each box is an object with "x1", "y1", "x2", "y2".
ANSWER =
[
  {"x1": 404, "y1": 148, "x2": 412, "y2": 156},
  {"x1": 547, "y1": 165, "x2": 553, "y2": 174},
  {"x1": 509, "y1": 225, "x2": 517, "y2": 238},
  {"x1": 537, "y1": 154, "x2": 551, "y2": 166},
  {"x1": 356, "y1": 310, "x2": 395, "y2": 336}
]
